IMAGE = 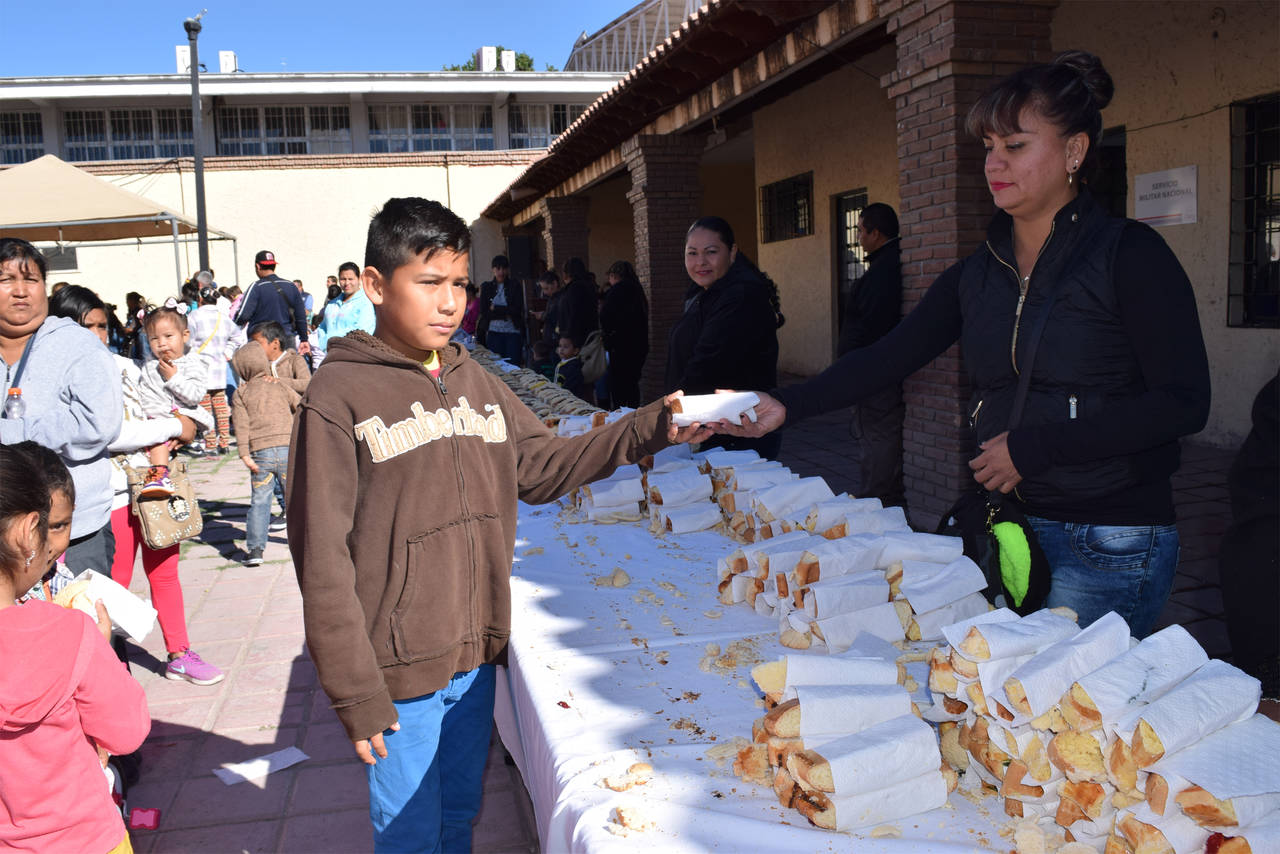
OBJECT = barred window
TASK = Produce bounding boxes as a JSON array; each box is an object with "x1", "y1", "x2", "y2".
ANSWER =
[
  {"x1": 508, "y1": 103, "x2": 549, "y2": 149},
  {"x1": 550, "y1": 103, "x2": 585, "y2": 137},
  {"x1": 0, "y1": 111, "x2": 44, "y2": 164},
  {"x1": 217, "y1": 105, "x2": 351, "y2": 156},
  {"x1": 1229, "y1": 93, "x2": 1280, "y2": 328},
  {"x1": 64, "y1": 108, "x2": 192, "y2": 161},
  {"x1": 369, "y1": 104, "x2": 492, "y2": 152},
  {"x1": 41, "y1": 245, "x2": 78, "y2": 273},
  {"x1": 760, "y1": 172, "x2": 814, "y2": 243}
]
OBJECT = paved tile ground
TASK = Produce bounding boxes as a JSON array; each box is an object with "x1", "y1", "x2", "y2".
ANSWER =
[{"x1": 121, "y1": 406, "x2": 1243, "y2": 853}]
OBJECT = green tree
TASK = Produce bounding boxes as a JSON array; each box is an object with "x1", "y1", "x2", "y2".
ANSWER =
[{"x1": 443, "y1": 46, "x2": 537, "y2": 72}]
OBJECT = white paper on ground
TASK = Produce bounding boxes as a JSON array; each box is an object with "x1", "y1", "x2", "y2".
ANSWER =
[
  {"x1": 841, "y1": 506, "x2": 910, "y2": 536},
  {"x1": 663, "y1": 501, "x2": 722, "y2": 534},
  {"x1": 964, "y1": 608, "x2": 1080, "y2": 660},
  {"x1": 818, "y1": 714, "x2": 941, "y2": 797},
  {"x1": 1077, "y1": 623, "x2": 1209, "y2": 730},
  {"x1": 1147, "y1": 713, "x2": 1280, "y2": 801},
  {"x1": 794, "y1": 683, "x2": 913, "y2": 740},
  {"x1": 875, "y1": 531, "x2": 965, "y2": 567},
  {"x1": 214, "y1": 746, "x2": 309, "y2": 785},
  {"x1": 899, "y1": 556, "x2": 988, "y2": 614},
  {"x1": 816, "y1": 601, "x2": 905, "y2": 650},
  {"x1": 1004, "y1": 610, "x2": 1132, "y2": 718},
  {"x1": 647, "y1": 469, "x2": 713, "y2": 506},
  {"x1": 805, "y1": 496, "x2": 882, "y2": 533},
  {"x1": 71, "y1": 569, "x2": 157, "y2": 643},
  {"x1": 940, "y1": 607, "x2": 1020, "y2": 654},
  {"x1": 911, "y1": 592, "x2": 991, "y2": 642},
  {"x1": 1116, "y1": 659, "x2": 1261, "y2": 759},
  {"x1": 1119, "y1": 801, "x2": 1210, "y2": 854},
  {"x1": 804, "y1": 572, "x2": 891, "y2": 620},
  {"x1": 782, "y1": 654, "x2": 900, "y2": 694},
  {"x1": 831, "y1": 768, "x2": 950, "y2": 831},
  {"x1": 753, "y1": 477, "x2": 835, "y2": 523}
]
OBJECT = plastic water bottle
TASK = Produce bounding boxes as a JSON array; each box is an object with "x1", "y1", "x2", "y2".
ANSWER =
[{"x1": 3, "y1": 388, "x2": 24, "y2": 419}]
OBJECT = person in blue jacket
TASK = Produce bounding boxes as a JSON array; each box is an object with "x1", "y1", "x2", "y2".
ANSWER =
[{"x1": 317, "y1": 261, "x2": 376, "y2": 348}]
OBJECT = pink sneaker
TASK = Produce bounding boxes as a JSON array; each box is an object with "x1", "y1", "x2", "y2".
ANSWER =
[
  {"x1": 165, "y1": 649, "x2": 224, "y2": 685},
  {"x1": 138, "y1": 466, "x2": 174, "y2": 499}
]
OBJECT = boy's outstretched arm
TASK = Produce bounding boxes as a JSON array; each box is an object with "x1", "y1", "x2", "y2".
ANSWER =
[{"x1": 287, "y1": 406, "x2": 399, "y2": 760}]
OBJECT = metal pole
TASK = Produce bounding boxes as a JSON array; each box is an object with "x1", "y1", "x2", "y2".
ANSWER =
[
  {"x1": 171, "y1": 217, "x2": 184, "y2": 291},
  {"x1": 184, "y1": 11, "x2": 210, "y2": 272}
]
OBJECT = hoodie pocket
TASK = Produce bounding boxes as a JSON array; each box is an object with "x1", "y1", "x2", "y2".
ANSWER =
[{"x1": 389, "y1": 515, "x2": 496, "y2": 663}]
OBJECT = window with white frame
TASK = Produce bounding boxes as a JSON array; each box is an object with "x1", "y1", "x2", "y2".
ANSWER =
[
  {"x1": 216, "y1": 105, "x2": 351, "y2": 156},
  {"x1": 368, "y1": 104, "x2": 493, "y2": 152},
  {"x1": 508, "y1": 103, "x2": 549, "y2": 149},
  {"x1": 63, "y1": 108, "x2": 192, "y2": 162},
  {"x1": 551, "y1": 103, "x2": 585, "y2": 137},
  {"x1": 1, "y1": 111, "x2": 44, "y2": 164}
]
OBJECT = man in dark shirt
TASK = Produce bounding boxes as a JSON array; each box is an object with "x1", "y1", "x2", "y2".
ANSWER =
[
  {"x1": 837, "y1": 203, "x2": 904, "y2": 507},
  {"x1": 234, "y1": 250, "x2": 311, "y2": 356}
]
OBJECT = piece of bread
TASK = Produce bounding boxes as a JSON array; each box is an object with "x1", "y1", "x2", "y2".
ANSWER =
[
  {"x1": 602, "y1": 763, "x2": 654, "y2": 791},
  {"x1": 965, "y1": 680, "x2": 990, "y2": 717},
  {"x1": 744, "y1": 577, "x2": 766, "y2": 608},
  {"x1": 775, "y1": 573, "x2": 789, "y2": 598},
  {"x1": 941, "y1": 763, "x2": 959, "y2": 793},
  {"x1": 613, "y1": 806, "x2": 654, "y2": 832},
  {"x1": 772, "y1": 766, "x2": 800, "y2": 808},
  {"x1": 1145, "y1": 772, "x2": 1172, "y2": 815},
  {"x1": 1029, "y1": 706, "x2": 1069, "y2": 733},
  {"x1": 751, "y1": 717, "x2": 768, "y2": 743},
  {"x1": 763, "y1": 698, "x2": 801, "y2": 738},
  {"x1": 1112, "y1": 790, "x2": 1145, "y2": 809},
  {"x1": 1106, "y1": 737, "x2": 1139, "y2": 795},
  {"x1": 1004, "y1": 677, "x2": 1033, "y2": 717},
  {"x1": 1131, "y1": 719, "x2": 1166, "y2": 767},
  {"x1": 1023, "y1": 735, "x2": 1054, "y2": 783},
  {"x1": 999, "y1": 760, "x2": 1045, "y2": 799},
  {"x1": 732, "y1": 744, "x2": 771, "y2": 786},
  {"x1": 1060, "y1": 780, "x2": 1108, "y2": 819},
  {"x1": 1055, "y1": 795, "x2": 1089, "y2": 829},
  {"x1": 928, "y1": 647, "x2": 958, "y2": 694},
  {"x1": 1117, "y1": 812, "x2": 1176, "y2": 854},
  {"x1": 793, "y1": 786, "x2": 836, "y2": 831},
  {"x1": 779, "y1": 628, "x2": 811, "y2": 650},
  {"x1": 892, "y1": 598, "x2": 913, "y2": 632},
  {"x1": 751, "y1": 659, "x2": 787, "y2": 695},
  {"x1": 1205, "y1": 833, "x2": 1252, "y2": 854},
  {"x1": 950, "y1": 646, "x2": 980, "y2": 680},
  {"x1": 786, "y1": 749, "x2": 833, "y2": 793},
  {"x1": 1048, "y1": 731, "x2": 1108, "y2": 784},
  {"x1": 959, "y1": 625, "x2": 992, "y2": 660},
  {"x1": 52, "y1": 578, "x2": 92, "y2": 610},
  {"x1": 942, "y1": 695, "x2": 969, "y2": 716},
  {"x1": 1062, "y1": 682, "x2": 1103, "y2": 731},
  {"x1": 992, "y1": 699, "x2": 1015, "y2": 722},
  {"x1": 1104, "y1": 834, "x2": 1135, "y2": 854},
  {"x1": 939, "y1": 721, "x2": 969, "y2": 771},
  {"x1": 884, "y1": 561, "x2": 903, "y2": 592},
  {"x1": 1005, "y1": 797, "x2": 1025, "y2": 818},
  {"x1": 1175, "y1": 785, "x2": 1238, "y2": 827},
  {"x1": 766, "y1": 736, "x2": 804, "y2": 769}
]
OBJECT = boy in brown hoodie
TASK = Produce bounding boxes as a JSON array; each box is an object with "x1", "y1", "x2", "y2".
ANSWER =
[
  {"x1": 231, "y1": 340, "x2": 300, "y2": 567},
  {"x1": 286, "y1": 197, "x2": 710, "y2": 853}
]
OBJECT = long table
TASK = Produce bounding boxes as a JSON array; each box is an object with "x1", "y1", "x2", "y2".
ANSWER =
[{"x1": 493, "y1": 501, "x2": 1011, "y2": 853}]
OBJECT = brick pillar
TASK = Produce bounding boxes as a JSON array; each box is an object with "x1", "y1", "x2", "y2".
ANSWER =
[
  {"x1": 880, "y1": 0, "x2": 1057, "y2": 529},
  {"x1": 623, "y1": 134, "x2": 705, "y2": 401},
  {"x1": 540, "y1": 196, "x2": 591, "y2": 275}
]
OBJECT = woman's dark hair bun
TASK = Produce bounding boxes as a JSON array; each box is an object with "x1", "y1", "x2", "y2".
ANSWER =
[{"x1": 1053, "y1": 50, "x2": 1114, "y2": 111}]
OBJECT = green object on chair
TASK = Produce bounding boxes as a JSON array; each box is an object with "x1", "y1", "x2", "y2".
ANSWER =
[{"x1": 992, "y1": 520, "x2": 1032, "y2": 607}]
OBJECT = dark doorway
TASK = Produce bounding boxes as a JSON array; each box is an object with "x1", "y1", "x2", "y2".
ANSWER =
[{"x1": 833, "y1": 188, "x2": 869, "y2": 352}]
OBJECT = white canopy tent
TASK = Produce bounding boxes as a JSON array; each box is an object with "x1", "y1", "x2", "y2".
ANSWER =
[{"x1": 0, "y1": 154, "x2": 238, "y2": 288}]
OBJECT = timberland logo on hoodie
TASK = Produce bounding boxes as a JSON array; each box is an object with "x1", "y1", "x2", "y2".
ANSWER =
[{"x1": 353, "y1": 396, "x2": 508, "y2": 462}]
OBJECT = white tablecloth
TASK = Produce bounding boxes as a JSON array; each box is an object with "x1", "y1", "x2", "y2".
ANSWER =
[{"x1": 494, "y1": 502, "x2": 1007, "y2": 853}]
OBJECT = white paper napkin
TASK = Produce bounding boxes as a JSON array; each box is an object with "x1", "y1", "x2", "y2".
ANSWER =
[
  {"x1": 1003, "y1": 610, "x2": 1131, "y2": 718},
  {"x1": 817, "y1": 714, "x2": 941, "y2": 796},
  {"x1": 794, "y1": 683, "x2": 913, "y2": 739},
  {"x1": 898, "y1": 555, "x2": 988, "y2": 615}
]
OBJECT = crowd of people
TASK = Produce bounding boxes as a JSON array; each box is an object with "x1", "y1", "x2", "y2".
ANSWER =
[{"x1": 3, "y1": 48, "x2": 1272, "y2": 854}]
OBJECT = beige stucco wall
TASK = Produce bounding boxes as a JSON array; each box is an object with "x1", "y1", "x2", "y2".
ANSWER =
[
  {"x1": 42, "y1": 160, "x2": 532, "y2": 315},
  {"x1": 583, "y1": 172, "x2": 636, "y2": 273},
  {"x1": 753, "y1": 43, "x2": 901, "y2": 375},
  {"x1": 1054, "y1": 0, "x2": 1280, "y2": 447},
  {"x1": 699, "y1": 159, "x2": 759, "y2": 263}
]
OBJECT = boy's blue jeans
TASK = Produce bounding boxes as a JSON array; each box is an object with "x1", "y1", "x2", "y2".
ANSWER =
[
  {"x1": 246, "y1": 446, "x2": 288, "y2": 553},
  {"x1": 1027, "y1": 517, "x2": 1179, "y2": 638},
  {"x1": 368, "y1": 664, "x2": 496, "y2": 854}
]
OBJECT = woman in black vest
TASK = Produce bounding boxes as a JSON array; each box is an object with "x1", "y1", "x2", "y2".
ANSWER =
[
  {"x1": 665, "y1": 216, "x2": 786, "y2": 459},
  {"x1": 719, "y1": 51, "x2": 1210, "y2": 637}
]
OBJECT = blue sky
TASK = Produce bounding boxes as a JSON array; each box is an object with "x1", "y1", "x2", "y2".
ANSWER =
[{"x1": 0, "y1": 0, "x2": 643, "y2": 76}]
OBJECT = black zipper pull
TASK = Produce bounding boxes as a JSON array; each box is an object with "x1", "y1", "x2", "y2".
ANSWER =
[{"x1": 436, "y1": 372, "x2": 448, "y2": 397}]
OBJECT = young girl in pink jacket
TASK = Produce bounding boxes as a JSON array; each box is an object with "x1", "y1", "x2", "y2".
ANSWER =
[{"x1": 0, "y1": 441, "x2": 150, "y2": 854}]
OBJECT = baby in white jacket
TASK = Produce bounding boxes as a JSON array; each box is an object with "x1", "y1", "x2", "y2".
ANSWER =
[{"x1": 136, "y1": 306, "x2": 207, "y2": 497}]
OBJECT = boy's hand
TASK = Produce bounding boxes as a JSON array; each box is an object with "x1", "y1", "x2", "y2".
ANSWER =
[
  {"x1": 156, "y1": 357, "x2": 177, "y2": 380},
  {"x1": 354, "y1": 721, "x2": 400, "y2": 765},
  {"x1": 94, "y1": 599, "x2": 112, "y2": 643},
  {"x1": 663, "y1": 392, "x2": 714, "y2": 445},
  {"x1": 241, "y1": 456, "x2": 260, "y2": 473}
]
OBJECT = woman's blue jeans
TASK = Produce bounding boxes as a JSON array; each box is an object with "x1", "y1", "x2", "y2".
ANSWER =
[{"x1": 1026, "y1": 516, "x2": 1180, "y2": 638}]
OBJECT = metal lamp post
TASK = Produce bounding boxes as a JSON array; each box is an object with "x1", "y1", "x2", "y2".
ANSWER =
[{"x1": 184, "y1": 11, "x2": 210, "y2": 272}]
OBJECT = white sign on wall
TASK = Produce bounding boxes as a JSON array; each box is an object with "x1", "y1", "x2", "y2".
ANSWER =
[{"x1": 1135, "y1": 165, "x2": 1197, "y2": 226}]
